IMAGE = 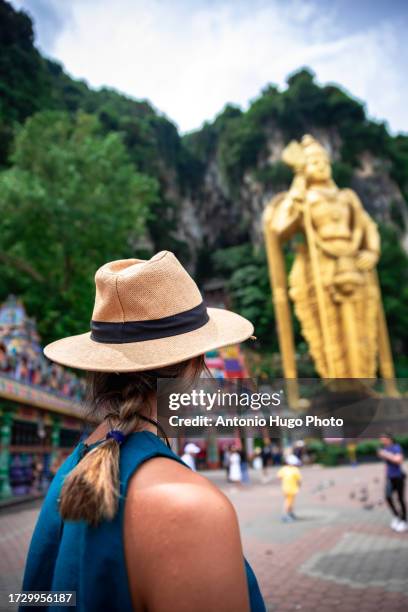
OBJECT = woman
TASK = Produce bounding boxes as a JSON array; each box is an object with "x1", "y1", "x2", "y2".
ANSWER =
[
  {"x1": 22, "y1": 251, "x2": 265, "y2": 612},
  {"x1": 228, "y1": 445, "x2": 242, "y2": 483},
  {"x1": 378, "y1": 432, "x2": 406, "y2": 533}
]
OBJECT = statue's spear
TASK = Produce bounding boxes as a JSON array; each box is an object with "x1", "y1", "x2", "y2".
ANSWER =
[{"x1": 262, "y1": 199, "x2": 298, "y2": 407}]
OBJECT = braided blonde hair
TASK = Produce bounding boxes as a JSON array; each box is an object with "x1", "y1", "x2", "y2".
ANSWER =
[{"x1": 59, "y1": 356, "x2": 205, "y2": 526}]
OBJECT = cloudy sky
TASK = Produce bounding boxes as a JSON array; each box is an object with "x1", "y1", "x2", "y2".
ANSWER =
[{"x1": 11, "y1": 0, "x2": 408, "y2": 134}]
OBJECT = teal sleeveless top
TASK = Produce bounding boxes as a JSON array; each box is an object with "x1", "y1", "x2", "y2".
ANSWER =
[{"x1": 22, "y1": 431, "x2": 265, "y2": 611}]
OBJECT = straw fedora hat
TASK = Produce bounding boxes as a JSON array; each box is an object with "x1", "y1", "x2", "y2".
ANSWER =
[{"x1": 44, "y1": 251, "x2": 254, "y2": 372}]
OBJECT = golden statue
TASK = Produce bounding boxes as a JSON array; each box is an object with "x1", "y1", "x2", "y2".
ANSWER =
[{"x1": 263, "y1": 135, "x2": 396, "y2": 399}]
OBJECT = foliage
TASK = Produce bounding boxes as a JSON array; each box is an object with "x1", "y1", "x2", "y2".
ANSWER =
[
  {"x1": 307, "y1": 441, "x2": 350, "y2": 467},
  {"x1": 252, "y1": 162, "x2": 293, "y2": 189},
  {"x1": 395, "y1": 435, "x2": 408, "y2": 451},
  {"x1": 218, "y1": 117, "x2": 265, "y2": 189},
  {"x1": 183, "y1": 120, "x2": 220, "y2": 165},
  {"x1": 306, "y1": 437, "x2": 408, "y2": 467},
  {"x1": 355, "y1": 437, "x2": 408, "y2": 455},
  {"x1": 377, "y1": 226, "x2": 408, "y2": 372},
  {"x1": 212, "y1": 243, "x2": 316, "y2": 374},
  {"x1": 0, "y1": 0, "x2": 53, "y2": 165},
  {"x1": 355, "y1": 440, "x2": 380, "y2": 456},
  {"x1": 0, "y1": 1, "x2": 51, "y2": 126},
  {"x1": 212, "y1": 244, "x2": 277, "y2": 349},
  {"x1": 331, "y1": 161, "x2": 353, "y2": 188},
  {"x1": 305, "y1": 439, "x2": 326, "y2": 455},
  {"x1": 146, "y1": 196, "x2": 191, "y2": 262},
  {"x1": 0, "y1": 111, "x2": 157, "y2": 342},
  {"x1": 389, "y1": 135, "x2": 408, "y2": 201}
]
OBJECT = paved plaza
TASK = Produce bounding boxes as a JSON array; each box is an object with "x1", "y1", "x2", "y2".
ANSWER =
[
  {"x1": 221, "y1": 461, "x2": 408, "y2": 612},
  {"x1": 0, "y1": 461, "x2": 407, "y2": 612}
]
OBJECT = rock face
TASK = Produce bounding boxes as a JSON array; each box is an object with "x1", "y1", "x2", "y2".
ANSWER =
[
  {"x1": 176, "y1": 128, "x2": 408, "y2": 266},
  {"x1": 189, "y1": 158, "x2": 249, "y2": 247},
  {"x1": 351, "y1": 154, "x2": 408, "y2": 249}
]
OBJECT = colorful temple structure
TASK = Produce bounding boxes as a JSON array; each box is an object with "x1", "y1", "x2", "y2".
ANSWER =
[
  {"x1": 0, "y1": 297, "x2": 87, "y2": 501},
  {"x1": 205, "y1": 345, "x2": 249, "y2": 379}
]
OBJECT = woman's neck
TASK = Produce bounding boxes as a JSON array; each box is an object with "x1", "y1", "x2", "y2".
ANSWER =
[{"x1": 85, "y1": 396, "x2": 158, "y2": 444}]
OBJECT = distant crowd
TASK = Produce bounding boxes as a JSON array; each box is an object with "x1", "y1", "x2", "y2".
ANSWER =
[
  {"x1": 221, "y1": 439, "x2": 306, "y2": 484},
  {"x1": 0, "y1": 341, "x2": 85, "y2": 400}
]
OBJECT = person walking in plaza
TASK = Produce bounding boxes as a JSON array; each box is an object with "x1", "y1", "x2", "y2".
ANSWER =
[
  {"x1": 228, "y1": 444, "x2": 243, "y2": 483},
  {"x1": 261, "y1": 438, "x2": 272, "y2": 482},
  {"x1": 277, "y1": 454, "x2": 302, "y2": 522},
  {"x1": 253, "y1": 447, "x2": 263, "y2": 470},
  {"x1": 240, "y1": 447, "x2": 250, "y2": 484},
  {"x1": 21, "y1": 251, "x2": 265, "y2": 612},
  {"x1": 271, "y1": 442, "x2": 282, "y2": 466},
  {"x1": 181, "y1": 442, "x2": 201, "y2": 471},
  {"x1": 378, "y1": 432, "x2": 407, "y2": 533},
  {"x1": 222, "y1": 444, "x2": 231, "y2": 480}
]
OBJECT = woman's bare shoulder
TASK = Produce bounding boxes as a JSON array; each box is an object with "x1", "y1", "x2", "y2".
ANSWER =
[
  {"x1": 126, "y1": 455, "x2": 232, "y2": 516},
  {"x1": 124, "y1": 457, "x2": 249, "y2": 611}
]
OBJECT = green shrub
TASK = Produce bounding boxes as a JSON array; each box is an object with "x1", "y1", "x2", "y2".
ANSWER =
[
  {"x1": 395, "y1": 435, "x2": 408, "y2": 451},
  {"x1": 306, "y1": 439, "x2": 326, "y2": 455},
  {"x1": 253, "y1": 162, "x2": 293, "y2": 188},
  {"x1": 356, "y1": 440, "x2": 380, "y2": 456},
  {"x1": 319, "y1": 444, "x2": 346, "y2": 466}
]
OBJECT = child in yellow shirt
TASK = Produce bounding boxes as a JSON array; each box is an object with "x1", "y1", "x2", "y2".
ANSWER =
[{"x1": 277, "y1": 455, "x2": 302, "y2": 522}]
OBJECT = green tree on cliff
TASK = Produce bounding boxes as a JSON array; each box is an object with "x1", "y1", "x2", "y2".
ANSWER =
[{"x1": 0, "y1": 111, "x2": 157, "y2": 342}]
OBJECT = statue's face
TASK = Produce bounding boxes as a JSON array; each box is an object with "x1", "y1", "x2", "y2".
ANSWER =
[{"x1": 305, "y1": 153, "x2": 332, "y2": 183}]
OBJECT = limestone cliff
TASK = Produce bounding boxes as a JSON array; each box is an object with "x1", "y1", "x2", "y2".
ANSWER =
[{"x1": 177, "y1": 76, "x2": 408, "y2": 267}]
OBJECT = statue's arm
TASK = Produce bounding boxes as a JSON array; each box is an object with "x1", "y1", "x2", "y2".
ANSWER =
[
  {"x1": 263, "y1": 191, "x2": 301, "y2": 241},
  {"x1": 361, "y1": 210, "x2": 380, "y2": 254}
]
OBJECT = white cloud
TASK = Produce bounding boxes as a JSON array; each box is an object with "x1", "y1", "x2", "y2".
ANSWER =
[{"x1": 14, "y1": 0, "x2": 408, "y2": 134}]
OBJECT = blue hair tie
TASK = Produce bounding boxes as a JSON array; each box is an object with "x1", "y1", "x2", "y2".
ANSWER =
[{"x1": 106, "y1": 430, "x2": 126, "y2": 444}]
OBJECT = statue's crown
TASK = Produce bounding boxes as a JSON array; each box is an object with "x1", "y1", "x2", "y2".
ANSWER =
[
  {"x1": 301, "y1": 135, "x2": 328, "y2": 158},
  {"x1": 282, "y1": 134, "x2": 329, "y2": 170}
]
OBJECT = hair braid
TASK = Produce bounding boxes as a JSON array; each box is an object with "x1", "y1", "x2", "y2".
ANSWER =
[{"x1": 59, "y1": 356, "x2": 205, "y2": 525}]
